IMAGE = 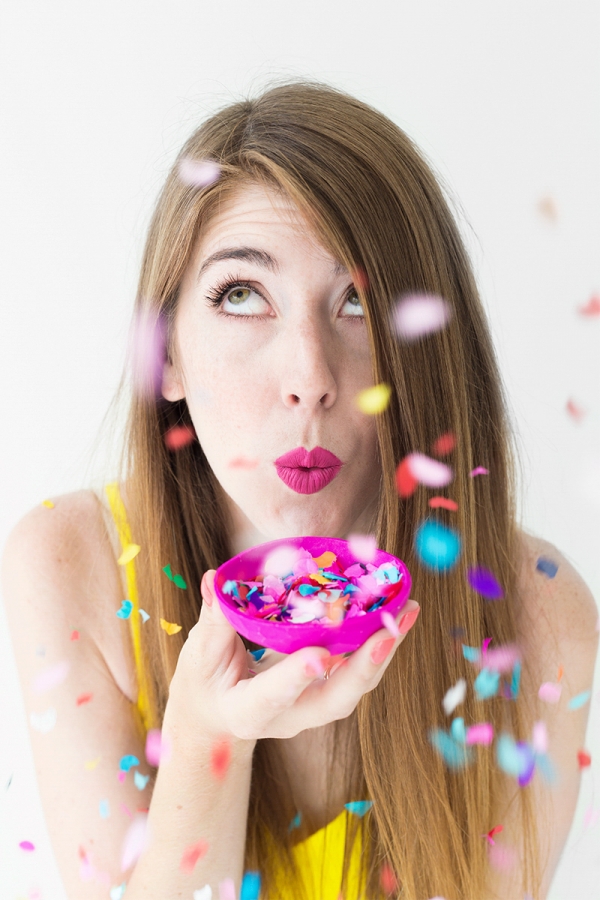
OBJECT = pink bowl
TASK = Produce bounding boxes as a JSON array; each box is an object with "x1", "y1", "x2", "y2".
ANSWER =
[{"x1": 214, "y1": 536, "x2": 411, "y2": 654}]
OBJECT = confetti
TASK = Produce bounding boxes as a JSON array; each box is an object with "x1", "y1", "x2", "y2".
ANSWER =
[
  {"x1": 450, "y1": 717, "x2": 466, "y2": 743},
  {"x1": 566, "y1": 399, "x2": 586, "y2": 422},
  {"x1": 120, "y1": 803, "x2": 133, "y2": 818},
  {"x1": 538, "y1": 682, "x2": 562, "y2": 704},
  {"x1": 345, "y1": 800, "x2": 373, "y2": 817},
  {"x1": 488, "y1": 843, "x2": 517, "y2": 872},
  {"x1": 121, "y1": 814, "x2": 149, "y2": 871},
  {"x1": 395, "y1": 457, "x2": 418, "y2": 497},
  {"x1": 116, "y1": 599, "x2": 133, "y2": 620},
  {"x1": 42, "y1": 499, "x2": 54, "y2": 508},
  {"x1": 532, "y1": 721, "x2": 548, "y2": 755},
  {"x1": 414, "y1": 520, "x2": 461, "y2": 571},
  {"x1": 240, "y1": 871, "x2": 261, "y2": 900},
  {"x1": 380, "y1": 862, "x2": 398, "y2": 894},
  {"x1": 85, "y1": 757, "x2": 101, "y2": 770},
  {"x1": 348, "y1": 533, "x2": 377, "y2": 564},
  {"x1": 218, "y1": 879, "x2": 237, "y2": 900},
  {"x1": 145, "y1": 729, "x2": 170, "y2": 767},
  {"x1": 578, "y1": 294, "x2": 600, "y2": 316},
  {"x1": 355, "y1": 383, "x2": 392, "y2": 414},
  {"x1": 162, "y1": 565, "x2": 187, "y2": 589},
  {"x1": 33, "y1": 660, "x2": 70, "y2": 694},
  {"x1": 130, "y1": 308, "x2": 167, "y2": 398},
  {"x1": 392, "y1": 292, "x2": 451, "y2": 341},
  {"x1": 483, "y1": 825, "x2": 503, "y2": 846},
  {"x1": 18, "y1": 841, "x2": 35, "y2": 852},
  {"x1": 210, "y1": 738, "x2": 232, "y2": 781},
  {"x1": 76, "y1": 693, "x2": 93, "y2": 706},
  {"x1": 99, "y1": 800, "x2": 110, "y2": 819},
  {"x1": 429, "y1": 728, "x2": 473, "y2": 769},
  {"x1": 288, "y1": 811, "x2": 302, "y2": 832},
  {"x1": 119, "y1": 755, "x2": 139, "y2": 773},
  {"x1": 134, "y1": 771, "x2": 149, "y2": 790},
  {"x1": 160, "y1": 618, "x2": 182, "y2": 635},
  {"x1": 194, "y1": 888, "x2": 213, "y2": 900},
  {"x1": 180, "y1": 839, "x2": 209, "y2": 874},
  {"x1": 467, "y1": 566, "x2": 504, "y2": 600},
  {"x1": 29, "y1": 708, "x2": 57, "y2": 733},
  {"x1": 568, "y1": 690, "x2": 592, "y2": 710},
  {"x1": 431, "y1": 432, "x2": 456, "y2": 457},
  {"x1": 469, "y1": 466, "x2": 489, "y2": 477},
  {"x1": 70, "y1": 630, "x2": 80, "y2": 640},
  {"x1": 577, "y1": 750, "x2": 592, "y2": 768},
  {"x1": 428, "y1": 496, "x2": 458, "y2": 511},
  {"x1": 536, "y1": 556, "x2": 558, "y2": 578},
  {"x1": 583, "y1": 806, "x2": 600, "y2": 829},
  {"x1": 164, "y1": 424, "x2": 196, "y2": 450},
  {"x1": 178, "y1": 157, "x2": 221, "y2": 188},
  {"x1": 118, "y1": 544, "x2": 141, "y2": 566},
  {"x1": 408, "y1": 453, "x2": 453, "y2": 487},
  {"x1": 474, "y1": 668, "x2": 500, "y2": 699},
  {"x1": 442, "y1": 679, "x2": 467, "y2": 715},
  {"x1": 139, "y1": 608, "x2": 150, "y2": 623},
  {"x1": 228, "y1": 456, "x2": 260, "y2": 469},
  {"x1": 381, "y1": 610, "x2": 400, "y2": 638},
  {"x1": 497, "y1": 735, "x2": 536, "y2": 785},
  {"x1": 110, "y1": 885, "x2": 126, "y2": 900},
  {"x1": 466, "y1": 723, "x2": 494, "y2": 745}
]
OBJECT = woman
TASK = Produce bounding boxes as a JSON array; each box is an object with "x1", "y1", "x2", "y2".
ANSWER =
[{"x1": 2, "y1": 82, "x2": 598, "y2": 900}]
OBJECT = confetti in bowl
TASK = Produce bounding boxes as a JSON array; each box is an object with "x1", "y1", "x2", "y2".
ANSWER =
[{"x1": 214, "y1": 536, "x2": 411, "y2": 654}]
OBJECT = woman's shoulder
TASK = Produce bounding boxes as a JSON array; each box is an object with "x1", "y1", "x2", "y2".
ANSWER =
[{"x1": 1, "y1": 488, "x2": 137, "y2": 703}]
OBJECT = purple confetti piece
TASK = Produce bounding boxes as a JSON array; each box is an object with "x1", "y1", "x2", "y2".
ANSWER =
[
  {"x1": 467, "y1": 566, "x2": 504, "y2": 600},
  {"x1": 469, "y1": 466, "x2": 489, "y2": 477}
]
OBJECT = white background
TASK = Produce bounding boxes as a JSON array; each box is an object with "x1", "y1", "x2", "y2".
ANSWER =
[{"x1": 1, "y1": 1, "x2": 599, "y2": 898}]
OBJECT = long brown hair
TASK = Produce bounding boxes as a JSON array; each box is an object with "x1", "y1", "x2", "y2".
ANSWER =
[{"x1": 117, "y1": 81, "x2": 543, "y2": 899}]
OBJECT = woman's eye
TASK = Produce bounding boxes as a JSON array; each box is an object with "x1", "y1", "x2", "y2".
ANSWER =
[
  {"x1": 341, "y1": 289, "x2": 364, "y2": 317},
  {"x1": 222, "y1": 286, "x2": 269, "y2": 315}
]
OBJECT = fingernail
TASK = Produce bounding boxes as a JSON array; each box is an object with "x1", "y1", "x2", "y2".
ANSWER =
[
  {"x1": 398, "y1": 606, "x2": 420, "y2": 636},
  {"x1": 370, "y1": 638, "x2": 395, "y2": 665}
]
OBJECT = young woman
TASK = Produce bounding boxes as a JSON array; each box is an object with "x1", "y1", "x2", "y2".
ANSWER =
[{"x1": 2, "y1": 82, "x2": 598, "y2": 900}]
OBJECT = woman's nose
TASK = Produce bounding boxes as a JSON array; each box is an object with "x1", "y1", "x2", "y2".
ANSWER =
[{"x1": 279, "y1": 318, "x2": 338, "y2": 410}]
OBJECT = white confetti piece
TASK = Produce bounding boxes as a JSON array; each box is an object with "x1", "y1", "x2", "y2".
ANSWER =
[
  {"x1": 30, "y1": 708, "x2": 57, "y2": 733},
  {"x1": 442, "y1": 679, "x2": 467, "y2": 716}
]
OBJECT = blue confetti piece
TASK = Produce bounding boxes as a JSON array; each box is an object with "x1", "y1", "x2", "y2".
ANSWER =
[
  {"x1": 535, "y1": 752, "x2": 557, "y2": 785},
  {"x1": 116, "y1": 600, "x2": 133, "y2": 620},
  {"x1": 134, "y1": 771, "x2": 149, "y2": 790},
  {"x1": 240, "y1": 871, "x2": 261, "y2": 900},
  {"x1": 462, "y1": 644, "x2": 480, "y2": 663},
  {"x1": 536, "y1": 556, "x2": 558, "y2": 579},
  {"x1": 222, "y1": 580, "x2": 239, "y2": 597},
  {"x1": 249, "y1": 648, "x2": 266, "y2": 662},
  {"x1": 119, "y1": 754, "x2": 139, "y2": 772},
  {"x1": 510, "y1": 660, "x2": 521, "y2": 699},
  {"x1": 450, "y1": 717, "x2": 466, "y2": 744},
  {"x1": 474, "y1": 667, "x2": 500, "y2": 699},
  {"x1": 288, "y1": 811, "x2": 302, "y2": 832},
  {"x1": 298, "y1": 583, "x2": 320, "y2": 596},
  {"x1": 496, "y1": 733, "x2": 522, "y2": 777},
  {"x1": 429, "y1": 728, "x2": 473, "y2": 769},
  {"x1": 568, "y1": 690, "x2": 591, "y2": 710},
  {"x1": 414, "y1": 521, "x2": 461, "y2": 572},
  {"x1": 345, "y1": 800, "x2": 373, "y2": 817},
  {"x1": 99, "y1": 799, "x2": 110, "y2": 819}
]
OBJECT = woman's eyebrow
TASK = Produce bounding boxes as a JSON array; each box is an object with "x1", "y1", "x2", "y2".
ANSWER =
[{"x1": 197, "y1": 247, "x2": 278, "y2": 279}]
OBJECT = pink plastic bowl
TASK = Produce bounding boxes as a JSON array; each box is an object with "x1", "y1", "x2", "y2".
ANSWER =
[{"x1": 214, "y1": 536, "x2": 412, "y2": 654}]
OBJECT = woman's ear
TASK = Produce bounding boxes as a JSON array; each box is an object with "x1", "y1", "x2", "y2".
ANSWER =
[{"x1": 161, "y1": 360, "x2": 186, "y2": 402}]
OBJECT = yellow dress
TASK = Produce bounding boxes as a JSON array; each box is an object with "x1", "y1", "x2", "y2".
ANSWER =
[{"x1": 104, "y1": 482, "x2": 368, "y2": 900}]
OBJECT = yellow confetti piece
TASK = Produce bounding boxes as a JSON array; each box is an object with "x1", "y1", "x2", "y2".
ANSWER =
[
  {"x1": 84, "y1": 757, "x2": 101, "y2": 770},
  {"x1": 42, "y1": 499, "x2": 55, "y2": 508},
  {"x1": 310, "y1": 573, "x2": 332, "y2": 585},
  {"x1": 117, "y1": 543, "x2": 141, "y2": 565},
  {"x1": 160, "y1": 618, "x2": 182, "y2": 636},
  {"x1": 355, "y1": 383, "x2": 392, "y2": 415},
  {"x1": 313, "y1": 551, "x2": 336, "y2": 568}
]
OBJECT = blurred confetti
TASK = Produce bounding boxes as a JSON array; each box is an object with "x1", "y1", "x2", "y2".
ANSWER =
[
  {"x1": 469, "y1": 466, "x2": 489, "y2": 477},
  {"x1": 537, "y1": 196, "x2": 558, "y2": 222},
  {"x1": 568, "y1": 689, "x2": 591, "y2": 710},
  {"x1": 431, "y1": 432, "x2": 456, "y2": 456},
  {"x1": 139, "y1": 608, "x2": 150, "y2": 623},
  {"x1": 41, "y1": 499, "x2": 54, "y2": 508},
  {"x1": 210, "y1": 738, "x2": 232, "y2": 781},
  {"x1": 119, "y1": 755, "x2": 139, "y2": 773},
  {"x1": 428, "y1": 728, "x2": 473, "y2": 768},
  {"x1": 194, "y1": 888, "x2": 213, "y2": 900},
  {"x1": 76, "y1": 693, "x2": 93, "y2": 706},
  {"x1": 474, "y1": 668, "x2": 499, "y2": 699},
  {"x1": 467, "y1": 566, "x2": 504, "y2": 600},
  {"x1": 536, "y1": 556, "x2": 558, "y2": 578},
  {"x1": 566, "y1": 399, "x2": 587, "y2": 422},
  {"x1": 442, "y1": 679, "x2": 467, "y2": 715},
  {"x1": 392, "y1": 293, "x2": 451, "y2": 341},
  {"x1": 121, "y1": 814, "x2": 149, "y2": 870},
  {"x1": 228, "y1": 456, "x2": 260, "y2": 469},
  {"x1": 428, "y1": 496, "x2": 458, "y2": 511},
  {"x1": 146, "y1": 729, "x2": 171, "y2": 767},
  {"x1": 578, "y1": 294, "x2": 600, "y2": 316},
  {"x1": 118, "y1": 544, "x2": 141, "y2": 565},
  {"x1": 345, "y1": 800, "x2": 373, "y2": 817},
  {"x1": 116, "y1": 600, "x2": 133, "y2": 620},
  {"x1": 355, "y1": 383, "x2": 392, "y2": 414},
  {"x1": 160, "y1": 618, "x2": 182, "y2": 635},
  {"x1": 414, "y1": 520, "x2": 461, "y2": 571},
  {"x1": 180, "y1": 839, "x2": 209, "y2": 874},
  {"x1": 33, "y1": 660, "x2": 70, "y2": 694},
  {"x1": 134, "y1": 772, "x2": 149, "y2": 790},
  {"x1": 18, "y1": 841, "x2": 35, "y2": 852},
  {"x1": 240, "y1": 871, "x2": 261, "y2": 900},
  {"x1": 164, "y1": 424, "x2": 196, "y2": 450},
  {"x1": 99, "y1": 800, "x2": 110, "y2": 819},
  {"x1": 380, "y1": 861, "x2": 398, "y2": 894},
  {"x1": 577, "y1": 750, "x2": 592, "y2": 769},
  {"x1": 129, "y1": 309, "x2": 167, "y2": 399},
  {"x1": 348, "y1": 533, "x2": 377, "y2": 564},
  {"x1": 178, "y1": 157, "x2": 221, "y2": 188},
  {"x1": 538, "y1": 682, "x2": 562, "y2": 704}
]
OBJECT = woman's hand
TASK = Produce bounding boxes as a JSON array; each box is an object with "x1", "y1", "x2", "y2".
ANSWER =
[{"x1": 166, "y1": 569, "x2": 420, "y2": 745}]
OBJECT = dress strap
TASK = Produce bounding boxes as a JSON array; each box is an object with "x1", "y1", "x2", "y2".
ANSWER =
[{"x1": 105, "y1": 481, "x2": 155, "y2": 734}]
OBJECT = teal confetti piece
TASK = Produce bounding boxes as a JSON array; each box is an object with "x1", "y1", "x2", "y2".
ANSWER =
[
  {"x1": 99, "y1": 799, "x2": 110, "y2": 819},
  {"x1": 298, "y1": 584, "x2": 320, "y2": 596},
  {"x1": 462, "y1": 644, "x2": 480, "y2": 663},
  {"x1": 535, "y1": 752, "x2": 557, "y2": 785},
  {"x1": 450, "y1": 717, "x2": 466, "y2": 744},
  {"x1": 249, "y1": 648, "x2": 266, "y2": 662},
  {"x1": 415, "y1": 521, "x2": 461, "y2": 571},
  {"x1": 496, "y1": 734, "x2": 522, "y2": 777},
  {"x1": 134, "y1": 771, "x2": 149, "y2": 790},
  {"x1": 119, "y1": 754, "x2": 139, "y2": 772},
  {"x1": 288, "y1": 811, "x2": 302, "y2": 832},
  {"x1": 510, "y1": 660, "x2": 521, "y2": 699},
  {"x1": 474, "y1": 667, "x2": 500, "y2": 699},
  {"x1": 223, "y1": 580, "x2": 238, "y2": 596},
  {"x1": 429, "y1": 728, "x2": 473, "y2": 769},
  {"x1": 345, "y1": 800, "x2": 373, "y2": 817},
  {"x1": 240, "y1": 871, "x2": 261, "y2": 900},
  {"x1": 109, "y1": 884, "x2": 126, "y2": 900},
  {"x1": 173, "y1": 573, "x2": 187, "y2": 590},
  {"x1": 568, "y1": 690, "x2": 591, "y2": 710},
  {"x1": 116, "y1": 600, "x2": 133, "y2": 620}
]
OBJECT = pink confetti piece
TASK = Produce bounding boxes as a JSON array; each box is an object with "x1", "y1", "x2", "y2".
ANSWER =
[
  {"x1": 70, "y1": 630, "x2": 80, "y2": 640},
  {"x1": 120, "y1": 803, "x2": 133, "y2": 819},
  {"x1": 121, "y1": 814, "x2": 149, "y2": 871},
  {"x1": 477, "y1": 643, "x2": 521, "y2": 672},
  {"x1": 578, "y1": 294, "x2": 600, "y2": 316},
  {"x1": 532, "y1": 721, "x2": 548, "y2": 755},
  {"x1": 538, "y1": 682, "x2": 562, "y2": 703},
  {"x1": 262, "y1": 544, "x2": 302, "y2": 577},
  {"x1": 218, "y1": 879, "x2": 237, "y2": 900},
  {"x1": 117, "y1": 771, "x2": 126, "y2": 784},
  {"x1": 178, "y1": 157, "x2": 221, "y2": 188},
  {"x1": 488, "y1": 842, "x2": 516, "y2": 871},
  {"x1": 76, "y1": 693, "x2": 93, "y2": 706},
  {"x1": 129, "y1": 309, "x2": 167, "y2": 399},
  {"x1": 164, "y1": 424, "x2": 196, "y2": 450},
  {"x1": 210, "y1": 738, "x2": 231, "y2": 781},
  {"x1": 566, "y1": 398, "x2": 586, "y2": 422},
  {"x1": 407, "y1": 453, "x2": 453, "y2": 487},
  {"x1": 381, "y1": 610, "x2": 400, "y2": 638},
  {"x1": 466, "y1": 723, "x2": 494, "y2": 745},
  {"x1": 348, "y1": 533, "x2": 377, "y2": 564},
  {"x1": 391, "y1": 293, "x2": 451, "y2": 341},
  {"x1": 431, "y1": 432, "x2": 456, "y2": 456},
  {"x1": 380, "y1": 862, "x2": 398, "y2": 894},
  {"x1": 584, "y1": 806, "x2": 600, "y2": 829},
  {"x1": 145, "y1": 729, "x2": 171, "y2": 767},
  {"x1": 469, "y1": 466, "x2": 489, "y2": 477},
  {"x1": 19, "y1": 840, "x2": 35, "y2": 851},
  {"x1": 32, "y1": 660, "x2": 70, "y2": 694},
  {"x1": 180, "y1": 839, "x2": 209, "y2": 874}
]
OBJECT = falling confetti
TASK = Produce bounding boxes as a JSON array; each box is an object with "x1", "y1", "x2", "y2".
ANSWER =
[
  {"x1": 164, "y1": 424, "x2": 196, "y2": 450},
  {"x1": 536, "y1": 556, "x2": 558, "y2": 578},
  {"x1": 145, "y1": 729, "x2": 170, "y2": 767},
  {"x1": 488, "y1": 843, "x2": 517, "y2": 872},
  {"x1": 288, "y1": 811, "x2": 302, "y2": 832},
  {"x1": 450, "y1": 717, "x2": 466, "y2": 744},
  {"x1": 473, "y1": 668, "x2": 500, "y2": 699},
  {"x1": 414, "y1": 520, "x2": 461, "y2": 571},
  {"x1": 160, "y1": 618, "x2": 182, "y2": 635},
  {"x1": 228, "y1": 456, "x2": 260, "y2": 469},
  {"x1": 180, "y1": 839, "x2": 209, "y2": 874},
  {"x1": 345, "y1": 800, "x2": 373, "y2": 817},
  {"x1": 70, "y1": 630, "x2": 80, "y2": 641},
  {"x1": 578, "y1": 294, "x2": 600, "y2": 316},
  {"x1": 395, "y1": 457, "x2": 418, "y2": 498},
  {"x1": 380, "y1": 862, "x2": 398, "y2": 894},
  {"x1": 139, "y1": 608, "x2": 150, "y2": 623},
  {"x1": 583, "y1": 806, "x2": 600, "y2": 829},
  {"x1": 566, "y1": 399, "x2": 586, "y2": 422},
  {"x1": 99, "y1": 800, "x2": 110, "y2": 819},
  {"x1": 129, "y1": 309, "x2": 167, "y2": 399},
  {"x1": 118, "y1": 544, "x2": 141, "y2": 566},
  {"x1": 116, "y1": 600, "x2": 133, "y2": 620},
  {"x1": 348, "y1": 533, "x2": 377, "y2": 564},
  {"x1": 110, "y1": 885, "x2": 126, "y2": 900},
  {"x1": 431, "y1": 432, "x2": 456, "y2": 457},
  {"x1": 178, "y1": 157, "x2": 221, "y2": 188},
  {"x1": 537, "y1": 196, "x2": 558, "y2": 222},
  {"x1": 381, "y1": 610, "x2": 400, "y2": 638},
  {"x1": 42, "y1": 499, "x2": 55, "y2": 508},
  {"x1": 442, "y1": 679, "x2": 467, "y2": 715},
  {"x1": 162, "y1": 565, "x2": 187, "y2": 589},
  {"x1": 76, "y1": 693, "x2": 93, "y2": 706},
  {"x1": 85, "y1": 757, "x2": 101, "y2": 770},
  {"x1": 18, "y1": 841, "x2": 35, "y2": 852},
  {"x1": 483, "y1": 825, "x2": 503, "y2": 846},
  {"x1": 538, "y1": 682, "x2": 562, "y2": 704},
  {"x1": 121, "y1": 814, "x2": 149, "y2": 871},
  {"x1": 240, "y1": 872, "x2": 261, "y2": 900},
  {"x1": 467, "y1": 566, "x2": 504, "y2": 600},
  {"x1": 577, "y1": 750, "x2": 591, "y2": 769},
  {"x1": 466, "y1": 723, "x2": 494, "y2": 745},
  {"x1": 428, "y1": 496, "x2": 458, "y2": 511},
  {"x1": 469, "y1": 466, "x2": 489, "y2": 477},
  {"x1": 218, "y1": 879, "x2": 237, "y2": 900},
  {"x1": 119, "y1": 755, "x2": 139, "y2": 773},
  {"x1": 29, "y1": 708, "x2": 57, "y2": 733},
  {"x1": 194, "y1": 888, "x2": 213, "y2": 900},
  {"x1": 392, "y1": 292, "x2": 451, "y2": 341},
  {"x1": 134, "y1": 771, "x2": 150, "y2": 790},
  {"x1": 33, "y1": 660, "x2": 70, "y2": 694},
  {"x1": 568, "y1": 690, "x2": 592, "y2": 710},
  {"x1": 210, "y1": 738, "x2": 232, "y2": 781},
  {"x1": 355, "y1": 383, "x2": 392, "y2": 414},
  {"x1": 429, "y1": 728, "x2": 473, "y2": 769},
  {"x1": 408, "y1": 453, "x2": 453, "y2": 487},
  {"x1": 532, "y1": 721, "x2": 548, "y2": 755}
]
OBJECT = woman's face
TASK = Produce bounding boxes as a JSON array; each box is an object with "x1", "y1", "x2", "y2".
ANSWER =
[{"x1": 162, "y1": 182, "x2": 381, "y2": 550}]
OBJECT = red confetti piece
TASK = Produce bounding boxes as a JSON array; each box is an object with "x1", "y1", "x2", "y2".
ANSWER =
[
  {"x1": 70, "y1": 630, "x2": 80, "y2": 641},
  {"x1": 380, "y1": 862, "x2": 398, "y2": 894},
  {"x1": 428, "y1": 496, "x2": 458, "y2": 511},
  {"x1": 210, "y1": 738, "x2": 232, "y2": 781},
  {"x1": 578, "y1": 294, "x2": 600, "y2": 316},
  {"x1": 164, "y1": 424, "x2": 196, "y2": 450},
  {"x1": 484, "y1": 824, "x2": 504, "y2": 845},
  {"x1": 76, "y1": 693, "x2": 93, "y2": 706},
  {"x1": 395, "y1": 457, "x2": 418, "y2": 497},
  {"x1": 578, "y1": 750, "x2": 592, "y2": 769},
  {"x1": 19, "y1": 840, "x2": 35, "y2": 852},
  {"x1": 431, "y1": 432, "x2": 456, "y2": 456},
  {"x1": 180, "y1": 839, "x2": 209, "y2": 874},
  {"x1": 566, "y1": 399, "x2": 586, "y2": 422}
]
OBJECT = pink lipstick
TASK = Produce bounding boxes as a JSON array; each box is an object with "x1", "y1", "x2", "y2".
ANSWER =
[{"x1": 274, "y1": 446, "x2": 343, "y2": 495}]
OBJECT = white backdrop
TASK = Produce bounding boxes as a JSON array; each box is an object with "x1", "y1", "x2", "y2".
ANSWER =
[{"x1": 1, "y1": 2, "x2": 599, "y2": 898}]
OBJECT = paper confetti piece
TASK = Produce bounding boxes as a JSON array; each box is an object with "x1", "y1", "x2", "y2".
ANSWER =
[
  {"x1": 348, "y1": 533, "x2": 377, "y2": 564},
  {"x1": 583, "y1": 806, "x2": 600, "y2": 829},
  {"x1": 442, "y1": 678, "x2": 467, "y2": 715},
  {"x1": 414, "y1": 520, "x2": 461, "y2": 571},
  {"x1": 466, "y1": 723, "x2": 494, "y2": 745},
  {"x1": 228, "y1": 456, "x2": 260, "y2": 469},
  {"x1": 99, "y1": 800, "x2": 110, "y2": 819},
  {"x1": 578, "y1": 294, "x2": 600, "y2": 316},
  {"x1": 536, "y1": 556, "x2": 558, "y2": 578},
  {"x1": 483, "y1": 825, "x2": 503, "y2": 845},
  {"x1": 164, "y1": 424, "x2": 196, "y2": 450},
  {"x1": 532, "y1": 721, "x2": 548, "y2": 755},
  {"x1": 160, "y1": 618, "x2": 182, "y2": 635},
  {"x1": 70, "y1": 630, "x2": 80, "y2": 640},
  {"x1": 134, "y1": 771, "x2": 149, "y2": 790},
  {"x1": 194, "y1": 888, "x2": 213, "y2": 900},
  {"x1": 120, "y1": 803, "x2": 133, "y2": 818},
  {"x1": 29, "y1": 708, "x2": 57, "y2": 733},
  {"x1": 566, "y1": 399, "x2": 586, "y2": 422},
  {"x1": 313, "y1": 551, "x2": 336, "y2": 568},
  {"x1": 467, "y1": 566, "x2": 504, "y2": 600},
  {"x1": 431, "y1": 432, "x2": 456, "y2": 457},
  {"x1": 392, "y1": 292, "x2": 451, "y2": 341},
  {"x1": 407, "y1": 453, "x2": 454, "y2": 487},
  {"x1": 428, "y1": 496, "x2": 458, "y2": 511},
  {"x1": 139, "y1": 608, "x2": 150, "y2": 623},
  {"x1": 488, "y1": 843, "x2": 517, "y2": 872},
  {"x1": 218, "y1": 879, "x2": 237, "y2": 900},
  {"x1": 381, "y1": 610, "x2": 400, "y2": 638},
  {"x1": 33, "y1": 660, "x2": 70, "y2": 694},
  {"x1": 110, "y1": 885, "x2": 126, "y2": 900},
  {"x1": 178, "y1": 157, "x2": 221, "y2": 188},
  {"x1": 76, "y1": 693, "x2": 93, "y2": 706},
  {"x1": 211, "y1": 738, "x2": 232, "y2": 781},
  {"x1": 355, "y1": 383, "x2": 392, "y2": 414},
  {"x1": 180, "y1": 839, "x2": 209, "y2": 874},
  {"x1": 395, "y1": 457, "x2": 419, "y2": 497},
  {"x1": 116, "y1": 600, "x2": 133, "y2": 619},
  {"x1": 380, "y1": 862, "x2": 398, "y2": 894},
  {"x1": 145, "y1": 729, "x2": 170, "y2": 767},
  {"x1": 474, "y1": 668, "x2": 500, "y2": 699},
  {"x1": 450, "y1": 717, "x2": 466, "y2": 744},
  {"x1": 568, "y1": 690, "x2": 592, "y2": 710},
  {"x1": 85, "y1": 757, "x2": 101, "y2": 770},
  {"x1": 240, "y1": 871, "x2": 261, "y2": 900},
  {"x1": 577, "y1": 750, "x2": 591, "y2": 769},
  {"x1": 288, "y1": 811, "x2": 302, "y2": 832},
  {"x1": 162, "y1": 565, "x2": 187, "y2": 589},
  {"x1": 18, "y1": 841, "x2": 35, "y2": 852},
  {"x1": 469, "y1": 466, "x2": 489, "y2": 477},
  {"x1": 538, "y1": 682, "x2": 562, "y2": 704},
  {"x1": 429, "y1": 728, "x2": 473, "y2": 769},
  {"x1": 121, "y1": 814, "x2": 149, "y2": 871},
  {"x1": 345, "y1": 800, "x2": 373, "y2": 817},
  {"x1": 119, "y1": 755, "x2": 139, "y2": 772},
  {"x1": 42, "y1": 499, "x2": 54, "y2": 508},
  {"x1": 118, "y1": 544, "x2": 140, "y2": 565}
]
